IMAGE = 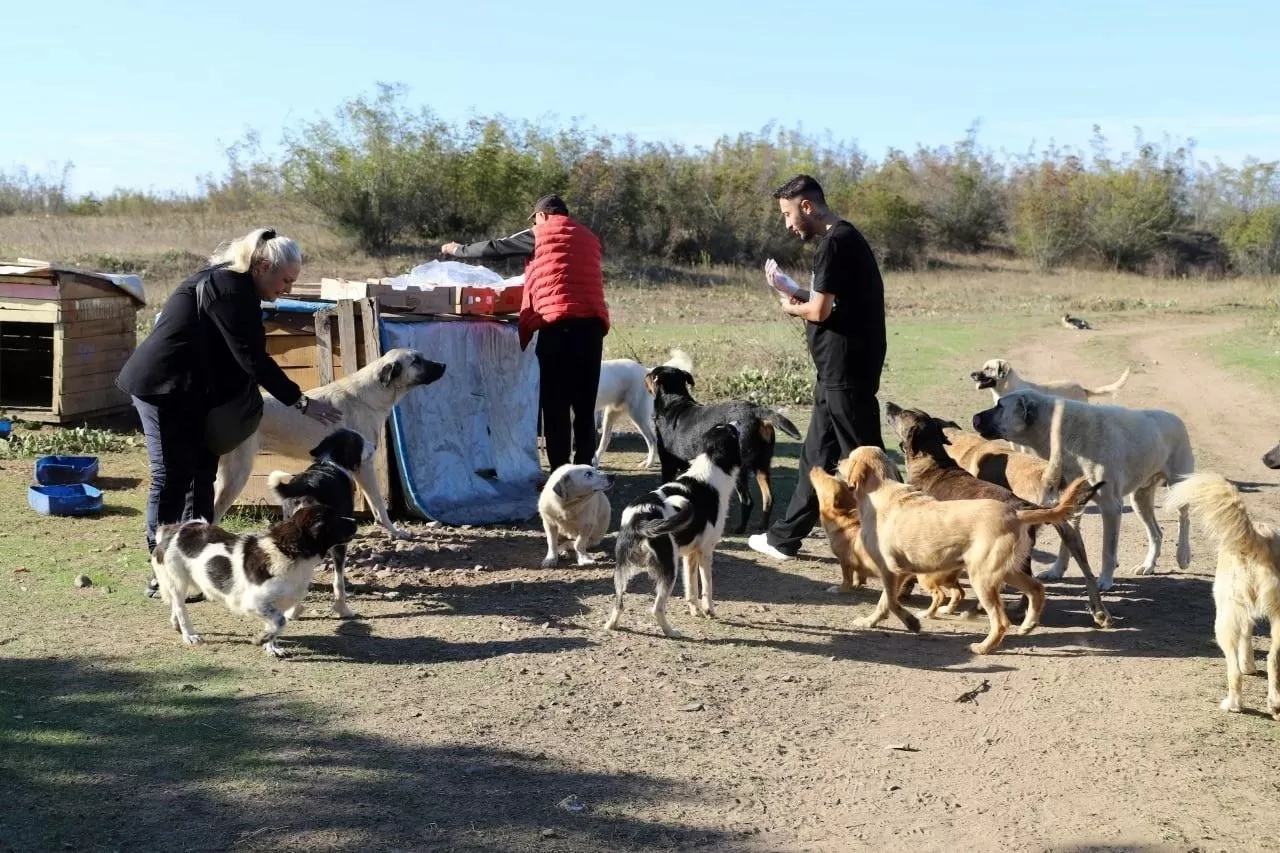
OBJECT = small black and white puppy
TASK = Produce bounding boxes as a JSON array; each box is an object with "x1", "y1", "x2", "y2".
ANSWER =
[
  {"x1": 646, "y1": 366, "x2": 800, "y2": 534},
  {"x1": 605, "y1": 422, "x2": 743, "y2": 638},
  {"x1": 267, "y1": 428, "x2": 369, "y2": 619},
  {"x1": 151, "y1": 504, "x2": 359, "y2": 657}
]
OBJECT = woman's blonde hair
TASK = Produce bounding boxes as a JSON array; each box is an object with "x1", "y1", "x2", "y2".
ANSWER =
[{"x1": 209, "y1": 228, "x2": 302, "y2": 274}]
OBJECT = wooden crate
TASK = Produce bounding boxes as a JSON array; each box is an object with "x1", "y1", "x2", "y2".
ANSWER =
[
  {"x1": 236, "y1": 298, "x2": 393, "y2": 518},
  {"x1": 0, "y1": 264, "x2": 142, "y2": 423}
]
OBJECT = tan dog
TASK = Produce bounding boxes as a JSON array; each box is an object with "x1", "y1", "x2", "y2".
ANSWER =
[
  {"x1": 970, "y1": 358, "x2": 1130, "y2": 404},
  {"x1": 538, "y1": 464, "x2": 614, "y2": 568},
  {"x1": 1166, "y1": 473, "x2": 1280, "y2": 720},
  {"x1": 842, "y1": 446, "x2": 1099, "y2": 654},
  {"x1": 811, "y1": 464, "x2": 966, "y2": 620},
  {"x1": 939, "y1": 424, "x2": 1058, "y2": 504}
]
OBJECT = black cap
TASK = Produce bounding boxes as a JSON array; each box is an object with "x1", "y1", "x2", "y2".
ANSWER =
[{"x1": 529, "y1": 193, "x2": 569, "y2": 220}]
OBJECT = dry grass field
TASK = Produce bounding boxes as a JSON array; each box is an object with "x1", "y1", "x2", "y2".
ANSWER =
[{"x1": 4, "y1": 211, "x2": 1280, "y2": 853}]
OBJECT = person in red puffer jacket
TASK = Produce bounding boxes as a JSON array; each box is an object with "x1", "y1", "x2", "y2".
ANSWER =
[{"x1": 442, "y1": 194, "x2": 610, "y2": 472}]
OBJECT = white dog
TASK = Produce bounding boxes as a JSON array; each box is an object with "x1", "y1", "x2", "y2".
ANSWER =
[
  {"x1": 973, "y1": 389, "x2": 1194, "y2": 591},
  {"x1": 538, "y1": 464, "x2": 614, "y2": 568},
  {"x1": 594, "y1": 349, "x2": 693, "y2": 469},
  {"x1": 213, "y1": 349, "x2": 446, "y2": 539},
  {"x1": 970, "y1": 358, "x2": 1131, "y2": 404}
]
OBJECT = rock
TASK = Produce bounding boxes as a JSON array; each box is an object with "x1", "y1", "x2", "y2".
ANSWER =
[
  {"x1": 558, "y1": 795, "x2": 587, "y2": 813},
  {"x1": 541, "y1": 829, "x2": 558, "y2": 839},
  {"x1": 677, "y1": 702, "x2": 704, "y2": 713},
  {"x1": 382, "y1": 590, "x2": 403, "y2": 601},
  {"x1": 73, "y1": 575, "x2": 92, "y2": 589}
]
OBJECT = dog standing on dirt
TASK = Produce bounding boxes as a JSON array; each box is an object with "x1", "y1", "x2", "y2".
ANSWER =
[
  {"x1": 646, "y1": 366, "x2": 800, "y2": 534},
  {"x1": 538, "y1": 464, "x2": 614, "y2": 568},
  {"x1": 1166, "y1": 472, "x2": 1280, "y2": 720},
  {"x1": 151, "y1": 505, "x2": 358, "y2": 657},
  {"x1": 605, "y1": 422, "x2": 743, "y2": 637},
  {"x1": 973, "y1": 389, "x2": 1194, "y2": 591},
  {"x1": 842, "y1": 445, "x2": 1099, "y2": 654},
  {"x1": 213, "y1": 348, "x2": 447, "y2": 539},
  {"x1": 886, "y1": 402, "x2": 1110, "y2": 628},
  {"x1": 970, "y1": 358, "x2": 1131, "y2": 404},
  {"x1": 594, "y1": 349, "x2": 693, "y2": 469},
  {"x1": 267, "y1": 427, "x2": 369, "y2": 619}
]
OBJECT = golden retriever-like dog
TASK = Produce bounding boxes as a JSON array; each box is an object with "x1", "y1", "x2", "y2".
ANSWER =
[
  {"x1": 811, "y1": 463, "x2": 966, "y2": 620},
  {"x1": 1166, "y1": 473, "x2": 1280, "y2": 720},
  {"x1": 842, "y1": 446, "x2": 1100, "y2": 654}
]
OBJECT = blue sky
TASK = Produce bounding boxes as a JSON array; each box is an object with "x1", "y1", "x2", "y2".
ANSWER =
[{"x1": 6, "y1": 0, "x2": 1278, "y2": 196}]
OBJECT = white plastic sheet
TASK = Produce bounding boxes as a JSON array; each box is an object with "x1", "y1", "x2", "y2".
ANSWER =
[{"x1": 382, "y1": 318, "x2": 542, "y2": 525}]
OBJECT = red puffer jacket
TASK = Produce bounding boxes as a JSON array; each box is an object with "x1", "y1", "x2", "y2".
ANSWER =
[{"x1": 518, "y1": 215, "x2": 610, "y2": 349}]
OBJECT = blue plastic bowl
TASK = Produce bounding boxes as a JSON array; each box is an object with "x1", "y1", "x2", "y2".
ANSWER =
[
  {"x1": 0, "y1": 419, "x2": 11, "y2": 440},
  {"x1": 34, "y1": 455, "x2": 100, "y2": 486},
  {"x1": 28, "y1": 484, "x2": 105, "y2": 517}
]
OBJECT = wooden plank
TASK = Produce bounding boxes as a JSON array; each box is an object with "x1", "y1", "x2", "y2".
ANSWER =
[
  {"x1": 359, "y1": 298, "x2": 391, "y2": 514},
  {"x1": 0, "y1": 284, "x2": 59, "y2": 300},
  {"x1": 52, "y1": 326, "x2": 64, "y2": 402},
  {"x1": 315, "y1": 310, "x2": 334, "y2": 386},
  {"x1": 56, "y1": 346, "x2": 132, "y2": 373},
  {"x1": 58, "y1": 317, "x2": 134, "y2": 340},
  {"x1": 54, "y1": 386, "x2": 129, "y2": 417},
  {"x1": 336, "y1": 300, "x2": 358, "y2": 379},
  {"x1": 57, "y1": 371, "x2": 126, "y2": 395}
]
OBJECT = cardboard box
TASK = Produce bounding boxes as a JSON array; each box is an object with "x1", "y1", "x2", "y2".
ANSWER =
[
  {"x1": 455, "y1": 285, "x2": 523, "y2": 316},
  {"x1": 320, "y1": 277, "x2": 456, "y2": 315}
]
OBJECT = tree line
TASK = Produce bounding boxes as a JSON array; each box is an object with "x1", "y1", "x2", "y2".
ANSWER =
[{"x1": 4, "y1": 84, "x2": 1279, "y2": 276}]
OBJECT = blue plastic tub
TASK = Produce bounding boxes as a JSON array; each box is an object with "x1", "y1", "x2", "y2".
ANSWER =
[
  {"x1": 34, "y1": 455, "x2": 100, "y2": 486},
  {"x1": 28, "y1": 484, "x2": 105, "y2": 517},
  {"x1": 0, "y1": 419, "x2": 10, "y2": 440}
]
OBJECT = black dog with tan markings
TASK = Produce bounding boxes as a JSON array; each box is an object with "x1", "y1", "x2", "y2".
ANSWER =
[{"x1": 150, "y1": 505, "x2": 358, "y2": 657}]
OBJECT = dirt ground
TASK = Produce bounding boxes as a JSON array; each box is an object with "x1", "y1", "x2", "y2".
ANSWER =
[{"x1": 5, "y1": 313, "x2": 1280, "y2": 853}]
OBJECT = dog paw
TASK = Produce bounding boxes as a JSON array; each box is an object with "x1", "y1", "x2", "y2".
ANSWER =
[
  {"x1": 575, "y1": 555, "x2": 597, "y2": 567},
  {"x1": 182, "y1": 633, "x2": 205, "y2": 646},
  {"x1": 1096, "y1": 576, "x2": 1116, "y2": 593},
  {"x1": 1035, "y1": 567, "x2": 1066, "y2": 582},
  {"x1": 1132, "y1": 563, "x2": 1157, "y2": 577},
  {"x1": 852, "y1": 616, "x2": 879, "y2": 630},
  {"x1": 658, "y1": 625, "x2": 684, "y2": 639},
  {"x1": 540, "y1": 554, "x2": 560, "y2": 569},
  {"x1": 263, "y1": 642, "x2": 287, "y2": 659},
  {"x1": 388, "y1": 526, "x2": 413, "y2": 542},
  {"x1": 686, "y1": 602, "x2": 700, "y2": 617},
  {"x1": 334, "y1": 603, "x2": 358, "y2": 620},
  {"x1": 698, "y1": 599, "x2": 715, "y2": 619},
  {"x1": 968, "y1": 641, "x2": 994, "y2": 655},
  {"x1": 827, "y1": 584, "x2": 855, "y2": 595},
  {"x1": 1220, "y1": 695, "x2": 1242, "y2": 713},
  {"x1": 913, "y1": 608, "x2": 936, "y2": 620}
]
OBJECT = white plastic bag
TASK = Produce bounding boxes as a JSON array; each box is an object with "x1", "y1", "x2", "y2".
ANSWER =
[
  {"x1": 763, "y1": 258, "x2": 801, "y2": 298},
  {"x1": 388, "y1": 260, "x2": 506, "y2": 291}
]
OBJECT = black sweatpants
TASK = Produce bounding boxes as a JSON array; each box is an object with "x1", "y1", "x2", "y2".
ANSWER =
[
  {"x1": 766, "y1": 383, "x2": 885, "y2": 554},
  {"x1": 133, "y1": 395, "x2": 217, "y2": 552},
  {"x1": 535, "y1": 317, "x2": 605, "y2": 471}
]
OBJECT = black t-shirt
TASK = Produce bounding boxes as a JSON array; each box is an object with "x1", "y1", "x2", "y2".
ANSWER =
[{"x1": 806, "y1": 221, "x2": 887, "y2": 390}]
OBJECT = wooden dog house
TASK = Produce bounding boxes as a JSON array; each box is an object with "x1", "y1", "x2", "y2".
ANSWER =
[{"x1": 0, "y1": 260, "x2": 144, "y2": 423}]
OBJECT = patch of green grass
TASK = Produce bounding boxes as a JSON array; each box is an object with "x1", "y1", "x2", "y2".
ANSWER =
[{"x1": 1207, "y1": 316, "x2": 1280, "y2": 385}]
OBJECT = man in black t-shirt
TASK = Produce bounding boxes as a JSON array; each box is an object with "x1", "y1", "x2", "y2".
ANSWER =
[{"x1": 749, "y1": 174, "x2": 887, "y2": 561}]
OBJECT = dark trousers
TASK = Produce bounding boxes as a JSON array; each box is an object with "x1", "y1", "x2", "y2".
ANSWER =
[
  {"x1": 767, "y1": 383, "x2": 885, "y2": 554},
  {"x1": 133, "y1": 396, "x2": 217, "y2": 551},
  {"x1": 535, "y1": 318, "x2": 604, "y2": 471}
]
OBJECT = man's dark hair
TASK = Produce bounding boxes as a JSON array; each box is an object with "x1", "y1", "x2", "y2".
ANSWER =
[{"x1": 773, "y1": 174, "x2": 827, "y2": 206}]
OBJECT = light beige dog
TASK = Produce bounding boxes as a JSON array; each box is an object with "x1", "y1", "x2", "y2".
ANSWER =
[
  {"x1": 539, "y1": 464, "x2": 614, "y2": 568},
  {"x1": 1166, "y1": 473, "x2": 1280, "y2": 720},
  {"x1": 971, "y1": 358, "x2": 1131, "y2": 404},
  {"x1": 974, "y1": 389, "x2": 1194, "y2": 591},
  {"x1": 213, "y1": 349, "x2": 446, "y2": 539}
]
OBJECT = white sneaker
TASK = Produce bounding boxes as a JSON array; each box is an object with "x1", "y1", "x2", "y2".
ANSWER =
[{"x1": 748, "y1": 533, "x2": 795, "y2": 561}]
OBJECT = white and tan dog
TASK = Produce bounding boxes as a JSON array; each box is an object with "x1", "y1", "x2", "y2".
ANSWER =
[
  {"x1": 151, "y1": 505, "x2": 359, "y2": 657},
  {"x1": 1166, "y1": 472, "x2": 1280, "y2": 720},
  {"x1": 538, "y1": 464, "x2": 614, "y2": 568},
  {"x1": 213, "y1": 348, "x2": 446, "y2": 539},
  {"x1": 974, "y1": 389, "x2": 1194, "y2": 591},
  {"x1": 971, "y1": 358, "x2": 1130, "y2": 404},
  {"x1": 595, "y1": 349, "x2": 693, "y2": 469}
]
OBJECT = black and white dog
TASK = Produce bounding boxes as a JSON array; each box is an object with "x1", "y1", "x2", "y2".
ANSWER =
[
  {"x1": 604, "y1": 422, "x2": 743, "y2": 638},
  {"x1": 151, "y1": 505, "x2": 358, "y2": 657},
  {"x1": 267, "y1": 428, "x2": 369, "y2": 619},
  {"x1": 646, "y1": 366, "x2": 800, "y2": 534}
]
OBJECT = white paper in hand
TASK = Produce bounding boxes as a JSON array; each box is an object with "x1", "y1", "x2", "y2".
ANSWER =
[{"x1": 764, "y1": 259, "x2": 800, "y2": 297}]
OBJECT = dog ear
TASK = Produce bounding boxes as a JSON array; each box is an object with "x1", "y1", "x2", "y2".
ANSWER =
[
  {"x1": 643, "y1": 375, "x2": 656, "y2": 396},
  {"x1": 379, "y1": 359, "x2": 404, "y2": 386},
  {"x1": 1016, "y1": 394, "x2": 1038, "y2": 425},
  {"x1": 552, "y1": 476, "x2": 570, "y2": 500},
  {"x1": 940, "y1": 419, "x2": 962, "y2": 431},
  {"x1": 680, "y1": 369, "x2": 694, "y2": 388},
  {"x1": 997, "y1": 362, "x2": 1009, "y2": 379}
]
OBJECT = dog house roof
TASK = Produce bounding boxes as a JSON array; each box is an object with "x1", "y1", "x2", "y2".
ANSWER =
[{"x1": 0, "y1": 258, "x2": 146, "y2": 306}]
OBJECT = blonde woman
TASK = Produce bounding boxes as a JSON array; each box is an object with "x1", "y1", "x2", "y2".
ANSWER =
[{"x1": 118, "y1": 228, "x2": 341, "y2": 596}]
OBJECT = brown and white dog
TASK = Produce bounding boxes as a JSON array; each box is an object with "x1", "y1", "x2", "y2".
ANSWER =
[{"x1": 151, "y1": 505, "x2": 358, "y2": 657}]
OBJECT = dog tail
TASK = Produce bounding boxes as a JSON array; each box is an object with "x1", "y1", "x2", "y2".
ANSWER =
[
  {"x1": 633, "y1": 500, "x2": 695, "y2": 539},
  {"x1": 1038, "y1": 396, "x2": 1067, "y2": 503},
  {"x1": 663, "y1": 349, "x2": 694, "y2": 374},
  {"x1": 1087, "y1": 366, "x2": 1131, "y2": 398},
  {"x1": 755, "y1": 407, "x2": 802, "y2": 440},
  {"x1": 1167, "y1": 472, "x2": 1271, "y2": 562},
  {"x1": 267, "y1": 470, "x2": 307, "y2": 502},
  {"x1": 1016, "y1": 476, "x2": 1102, "y2": 527}
]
